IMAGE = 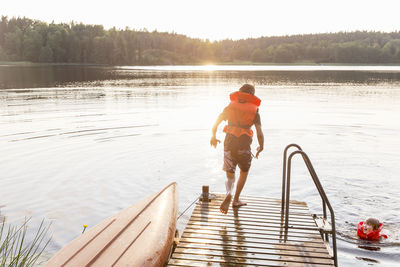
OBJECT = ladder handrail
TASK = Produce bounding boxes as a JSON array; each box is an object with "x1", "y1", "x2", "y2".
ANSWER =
[
  {"x1": 281, "y1": 145, "x2": 337, "y2": 267},
  {"x1": 281, "y1": 143, "x2": 302, "y2": 220}
]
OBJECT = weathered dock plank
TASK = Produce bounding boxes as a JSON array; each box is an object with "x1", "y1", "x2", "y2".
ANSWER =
[{"x1": 168, "y1": 193, "x2": 335, "y2": 266}]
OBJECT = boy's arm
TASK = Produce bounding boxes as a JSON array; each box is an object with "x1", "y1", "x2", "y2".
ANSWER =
[
  {"x1": 254, "y1": 123, "x2": 264, "y2": 158},
  {"x1": 210, "y1": 113, "x2": 225, "y2": 148}
]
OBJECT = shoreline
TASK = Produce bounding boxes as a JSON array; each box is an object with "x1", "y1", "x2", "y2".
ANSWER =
[
  {"x1": 2, "y1": 61, "x2": 400, "y2": 67},
  {"x1": 0, "y1": 61, "x2": 108, "y2": 67}
]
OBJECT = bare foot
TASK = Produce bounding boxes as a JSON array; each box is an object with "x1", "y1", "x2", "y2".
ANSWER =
[
  {"x1": 220, "y1": 194, "x2": 232, "y2": 214},
  {"x1": 232, "y1": 200, "x2": 247, "y2": 208}
]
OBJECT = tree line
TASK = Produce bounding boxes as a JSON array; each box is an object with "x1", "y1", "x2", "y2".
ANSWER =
[{"x1": 1, "y1": 16, "x2": 400, "y2": 65}]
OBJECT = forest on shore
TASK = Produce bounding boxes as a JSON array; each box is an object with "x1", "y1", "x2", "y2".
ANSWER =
[{"x1": 1, "y1": 16, "x2": 400, "y2": 65}]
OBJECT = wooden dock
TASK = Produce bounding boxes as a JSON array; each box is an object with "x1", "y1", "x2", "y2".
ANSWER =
[{"x1": 168, "y1": 193, "x2": 335, "y2": 266}]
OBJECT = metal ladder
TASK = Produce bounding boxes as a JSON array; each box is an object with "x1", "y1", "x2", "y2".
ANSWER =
[{"x1": 280, "y1": 144, "x2": 338, "y2": 267}]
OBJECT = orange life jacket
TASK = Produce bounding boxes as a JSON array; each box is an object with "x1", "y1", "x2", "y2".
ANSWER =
[
  {"x1": 357, "y1": 221, "x2": 388, "y2": 241},
  {"x1": 223, "y1": 91, "x2": 261, "y2": 138}
]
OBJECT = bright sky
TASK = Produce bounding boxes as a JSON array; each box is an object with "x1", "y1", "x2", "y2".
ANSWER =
[{"x1": 2, "y1": 0, "x2": 399, "y2": 41}]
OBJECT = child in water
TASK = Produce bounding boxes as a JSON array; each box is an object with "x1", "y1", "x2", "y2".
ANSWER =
[{"x1": 357, "y1": 217, "x2": 388, "y2": 241}]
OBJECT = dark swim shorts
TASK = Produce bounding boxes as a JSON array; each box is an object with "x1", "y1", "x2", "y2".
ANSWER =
[
  {"x1": 223, "y1": 149, "x2": 252, "y2": 173},
  {"x1": 223, "y1": 133, "x2": 253, "y2": 173}
]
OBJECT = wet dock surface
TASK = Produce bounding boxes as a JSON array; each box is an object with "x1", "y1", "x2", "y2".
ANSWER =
[{"x1": 168, "y1": 194, "x2": 334, "y2": 266}]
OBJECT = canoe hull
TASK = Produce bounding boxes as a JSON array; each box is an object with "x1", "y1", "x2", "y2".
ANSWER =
[{"x1": 46, "y1": 183, "x2": 178, "y2": 266}]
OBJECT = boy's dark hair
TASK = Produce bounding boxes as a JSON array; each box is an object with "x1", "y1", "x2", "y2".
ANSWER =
[
  {"x1": 239, "y1": 84, "x2": 255, "y2": 95},
  {"x1": 365, "y1": 218, "x2": 380, "y2": 230}
]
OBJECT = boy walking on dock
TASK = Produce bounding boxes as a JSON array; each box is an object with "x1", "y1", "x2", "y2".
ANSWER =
[{"x1": 210, "y1": 84, "x2": 264, "y2": 214}]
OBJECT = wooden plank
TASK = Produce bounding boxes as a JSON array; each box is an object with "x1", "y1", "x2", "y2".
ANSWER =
[
  {"x1": 194, "y1": 208, "x2": 312, "y2": 220},
  {"x1": 169, "y1": 257, "x2": 333, "y2": 267},
  {"x1": 188, "y1": 215, "x2": 317, "y2": 228},
  {"x1": 214, "y1": 194, "x2": 308, "y2": 205},
  {"x1": 178, "y1": 237, "x2": 330, "y2": 252},
  {"x1": 199, "y1": 205, "x2": 312, "y2": 214},
  {"x1": 184, "y1": 225, "x2": 322, "y2": 240},
  {"x1": 238, "y1": 194, "x2": 307, "y2": 203},
  {"x1": 193, "y1": 205, "x2": 314, "y2": 220},
  {"x1": 212, "y1": 198, "x2": 308, "y2": 209},
  {"x1": 171, "y1": 250, "x2": 334, "y2": 265},
  {"x1": 182, "y1": 230, "x2": 321, "y2": 244},
  {"x1": 168, "y1": 257, "x2": 283, "y2": 267},
  {"x1": 173, "y1": 246, "x2": 333, "y2": 263},
  {"x1": 210, "y1": 197, "x2": 309, "y2": 210},
  {"x1": 199, "y1": 201, "x2": 309, "y2": 211},
  {"x1": 177, "y1": 242, "x2": 331, "y2": 258},
  {"x1": 189, "y1": 214, "x2": 316, "y2": 228},
  {"x1": 181, "y1": 232, "x2": 326, "y2": 245},
  {"x1": 186, "y1": 221, "x2": 320, "y2": 235},
  {"x1": 314, "y1": 216, "x2": 333, "y2": 234},
  {"x1": 238, "y1": 194, "x2": 306, "y2": 201},
  {"x1": 193, "y1": 210, "x2": 312, "y2": 222},
  {"x1": 184, "y1": 222, "x2": 320, "y2": 237},
  {"x1": 191, "y1": 209, "x2": 316, "y2": 224},
  {"x1": 168, "y1": 194, "x2": 334, "y2": 266},
  {"x1": 186, "y1": 220, "x2": 321, "y2": 233},
  {"x1": 196, "y1": 204, "x2": 312, "y2": 216}
]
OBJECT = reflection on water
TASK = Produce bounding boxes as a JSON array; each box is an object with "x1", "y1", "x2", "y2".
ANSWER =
[
  {"x1": 359, "y1": 245, "x2": 381, "y2": 251},
  {"x1": 1, "y1": 65, "x2": 400, "y2": 266},
  {"x1": 2, "y1": 65, "x2": 400, "y2": 89},
  {"x1": 121, "y1": 65, "x2": 400, "y2": 72}
]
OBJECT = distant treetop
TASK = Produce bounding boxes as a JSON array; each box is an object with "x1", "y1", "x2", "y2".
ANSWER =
[{"x1": 0, "y1": 16, "x2": 399, "y2": 65}]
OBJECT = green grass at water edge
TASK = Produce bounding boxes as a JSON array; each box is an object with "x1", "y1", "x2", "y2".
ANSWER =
[{"x1": 0, "y1": 218, "x2": 51, "y2": 267}]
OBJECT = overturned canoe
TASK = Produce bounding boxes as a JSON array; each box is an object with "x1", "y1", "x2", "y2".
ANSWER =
[{"x1": 46, "y1": 182, "x2": 178, "y2": 267}]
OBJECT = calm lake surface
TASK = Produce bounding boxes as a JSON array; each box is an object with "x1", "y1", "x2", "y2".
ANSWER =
[{"x1": 1, "y1": 65, "x2": 400, "y2": 266}]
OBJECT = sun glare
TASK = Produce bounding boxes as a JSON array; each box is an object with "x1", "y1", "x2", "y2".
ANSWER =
[{"x1": 202, "y1": 64, "x2": 218, "y2": 71}]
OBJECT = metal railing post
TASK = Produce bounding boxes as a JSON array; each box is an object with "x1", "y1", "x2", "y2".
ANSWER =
[
  {"x1": 281, "y1": 144, "x2": 302, "y2": 221},
  {"x1": 281, "y1": 147, "x2": 337, "y2": 267},
  {"x1": 284, "y1": 151, "x2": 295, "y2": 241}
]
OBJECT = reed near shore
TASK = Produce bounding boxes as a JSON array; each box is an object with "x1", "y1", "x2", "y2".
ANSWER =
[{"x1": 0, "y1": 217, "x2": 51, "y2": 267}]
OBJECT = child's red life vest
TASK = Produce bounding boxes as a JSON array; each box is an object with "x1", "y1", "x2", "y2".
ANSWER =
[
  {"x1": 223, "y1": 91, "x2": 261, "y2": 138},
  {"x1": 357, "y1": 221, "x2": 388, "y2": 241}
]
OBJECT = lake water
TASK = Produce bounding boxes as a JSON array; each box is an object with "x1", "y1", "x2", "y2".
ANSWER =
[{"x1": 1, "y1": 65, "x2": 400, "y2": 266}]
